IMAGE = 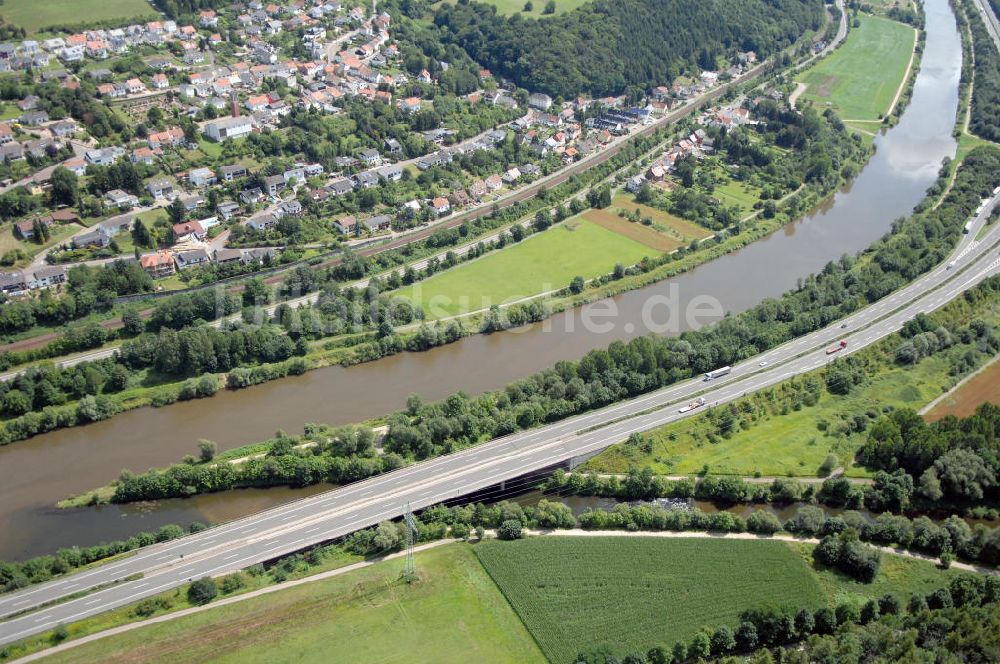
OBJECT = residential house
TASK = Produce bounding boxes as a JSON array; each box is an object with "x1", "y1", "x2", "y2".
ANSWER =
[
  {"x1": 328, "y1": 178, "x2": 354, "y2": 197},
  {"x1": 528, "y1": 92, "x2": 553, "y2": 111},
  {"x1": 239, "y1": 187, "x2": 264, "y2": 205},
  {"x1": 172, "y1": 220, "x2": 206, "y2": 241},
  {"x1": 213, "y1": 247, "x2": 243, "y2": 264},
  {"x1": 131, "y1": 147, "x2": 156, "y2": 165},
  {"x1": 98, "y1": 217, "x2": 133, "y2": 237},
  {"x1": 49, "y1": 120, "x2": 76, "y2": 138},
  {"x1": 173, "y1": 248, "x2": 211, "y2": 270},
  {"x1": 244, "y1": 212, "x2": 277, "y2": 231},
  {"x1": 147, "y1": 127, "x2": 185, "y2": 150},
  {"x1": 61, "y1": 157, "x2": 87, "y2": 176},
  {"x1": 219, "y1": 164, "x2": 248, "y2": 181},
  {"x1": 72, "y1": 228, "x2": 110, "y2": 248},
  {"x1": 188, "y1": 167, "x2": 217, "y2": 187},
  {"x1": 377, "y1": 164, "x2": 402, "y2": 182},
  {"x1": 468, "y1": 180, "x2": 488, "y2": 200},
  {"x1": 217, "y1": 200, "x2": 240, "y2": 219},
  {"x1": 262, "y1": 174, "x2": 285, "y2": 196},
  {"x1": 178, "y1": 193, "x2": 203, "y2": 211},
  {"x1": 27, "y1": 265, "x2": 67, "y2": 290},
  {"x1": 363, "y1": 214, "x2": 391, "y2": 232},
  {"x1": 502, "y1": 167, "x2": 521, "y2": 184},
  {"x1": 146, "y1": 178, "x2": 174, "y2": 198},
  {"x1": 104, "y1": 189, "x2": 138, "y2": 208},
  {"x1": 334, "y1": 215, "x2": 357, "y2": 234},
  {"x1": 19, "y1": 110, "x2": 48, "y2": 125},
  {"x1": 140, "y1": 250, "x2": 176, "y2": 278},
  {"x1": 358, "y1": 148, "x2": 381, "y2": 167},
  {"x1": 431, "y1": 197, "x2": 450, "y2": 215},
  {"x1": 354, "y1": 171, "x2": 379, "y2": 189},
  {"x1": 85, "y1": 147, "x2": 124, "y2": 166},
  {"x1": 485, "y1": 174, "x2": 503, "y2": 191}
]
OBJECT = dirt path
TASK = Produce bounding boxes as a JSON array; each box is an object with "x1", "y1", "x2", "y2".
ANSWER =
[
  {"x1": 788, "y1": 82, "x2": 808, "y2": 109},
  {"x1": 886, "y1": 27, "x2": 920, "y2": 118}
]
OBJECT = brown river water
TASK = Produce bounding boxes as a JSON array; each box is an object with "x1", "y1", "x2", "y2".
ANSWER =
[{"x1": 0, "y1": 0, "x2": 961, "y2": 560}]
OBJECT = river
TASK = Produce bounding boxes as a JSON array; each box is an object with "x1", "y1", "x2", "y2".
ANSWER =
[{"x1": 0, "y1": 0, "x2": 961, "y2": 560}]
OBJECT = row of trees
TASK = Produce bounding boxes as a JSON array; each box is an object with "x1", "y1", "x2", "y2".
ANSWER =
[
  {"x1": 0, "y1": 523, "x2": 203, "y2": 593},
  {"x1": 961, "y1": 0, "x2": 1000, "y2": 142},
  {"x1": 111, "y1": 425, "x2": 404, "y2": 502}
]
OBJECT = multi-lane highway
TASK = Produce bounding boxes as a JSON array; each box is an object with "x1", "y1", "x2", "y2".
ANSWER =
[{"x1": 1, "y1": 188, "x2": 997, "y2": 646}]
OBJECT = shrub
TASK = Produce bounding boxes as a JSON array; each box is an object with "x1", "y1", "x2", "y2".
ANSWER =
[
  {"x1": 497, "y1": 519, "x2": 524, "y2": 540},
  {"x1": 186, "y1": 577, "x2": 218, "y2": 605}
]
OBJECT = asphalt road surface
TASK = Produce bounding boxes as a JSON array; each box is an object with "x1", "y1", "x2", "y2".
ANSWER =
[{"x1": 0, "y1": 189, "x2": 997, "y2": 646}]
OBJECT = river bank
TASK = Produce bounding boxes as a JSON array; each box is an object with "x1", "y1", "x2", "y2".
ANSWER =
[{"x1": 0, "y1": 0, "x2": 963, "y2": 561}]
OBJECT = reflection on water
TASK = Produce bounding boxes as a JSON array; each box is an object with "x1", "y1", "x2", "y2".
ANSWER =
[{"x1": 0, "y1": 0, "x2": 963, "y2": 560}]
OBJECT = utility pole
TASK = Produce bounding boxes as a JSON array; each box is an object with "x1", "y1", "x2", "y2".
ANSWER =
[{"x1": 402, "y1": 503, "x2": 418, "y2": 583}]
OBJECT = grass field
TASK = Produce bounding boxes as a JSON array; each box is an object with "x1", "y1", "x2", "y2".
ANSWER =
[
  {"x1": 585, "y1": 342, "x2": 984, "y2": 478},
  {"x1": 41, "y1": 545, "x2": 545, "y2": 664},
  {"x1": 0, "y1": 0, "x2": 157, "y2": 34},
  {"x1": 393, "y1": 219, "x2": 653, "y2": 318},
  {"x1": 792, "y1": 542, "x2": 962, "y2": 607},
  {"x1": 475, "y1": 537, "x2": 826, "y2": 663},
  {"x1": 925, "y1": 354, "x2": 1000, "y2": 421},
  {"x1": 796, "y1": 14, "x2": 915, "y2": 121},
  {"x1": 0, "y1": 222, "x2": 81, "y2": 267}
]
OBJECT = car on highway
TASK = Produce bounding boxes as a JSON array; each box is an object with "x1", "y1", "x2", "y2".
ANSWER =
[{"x1": 759, "y1": 360, "x2": 768, "y2": 367}]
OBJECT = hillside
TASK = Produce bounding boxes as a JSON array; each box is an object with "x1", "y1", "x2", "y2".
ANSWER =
[{"x1": 431, "y1": 0, "x2": 825, "y2": 97}]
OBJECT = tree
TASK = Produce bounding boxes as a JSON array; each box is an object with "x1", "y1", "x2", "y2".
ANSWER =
[
  {"x1": 198, "y1": 439, "x2": 217, "y2": 462},
  {"x1": 543, "y1": 0, "x2": 556, "y2": 13},
  {"x1": 187, "y1": 577, "x2": 218, "y2": 605},
  {"x1": 747, "y1": 510, "x2": 781, "y2": 534},
  {"x1": 689, "y1": 631, "x2": 711, "y2": 659},
  {"x1": 497, "y1": 519, "x2": 523, "y2": 540},
  {"x1": 711, "y1": 625, "x2": 735, "y2": 655},
  {"x1": 167, "y1": 197, "x2": 186, "y2": 224},
  {"x1": 523, "y1": 0, "x2": 533, "y2": 10},
  {"x1": 121, "y1": 309, "x2": 143, "y2": 336},
  {"x1": 373, "y1": 520, "x2": 402, "y2": 550},
  {"x1": 922, "y1": 448, "x2": 995, "y2": 501},
  {"x1": 735, "y1": 621, "x2": 758, "y2": 651},
  {"x1": 50, "y1": 166, "x2": 79, "y2": 207},
  {"x1": 131, "y1": 218, "x2": 153, "y2": 249},
  {"x1": 569, "y1": 275, "x2": 585, "y2": 294}
]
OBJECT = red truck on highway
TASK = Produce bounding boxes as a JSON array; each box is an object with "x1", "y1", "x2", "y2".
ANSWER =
[{"x1": 826, "y1": 340, "x2": 848, "y2": 355}]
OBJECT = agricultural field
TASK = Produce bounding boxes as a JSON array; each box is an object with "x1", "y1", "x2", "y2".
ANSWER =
[
  {"x1": 796, "y1": 14, "x2": 915, "y2": 123},
  {"x1": 40, "y1": 545, "x2": 545, "y2": 664},
  {"x1": 584, "y1": 337, "x2": 988, "y2": 478},
  {"x1": 0, "y1": 0, "x2": 157, "y2": 34},
  {"x1": 475, "y1": 537, "x2": 826, "y2": 663},
  {"x1": 393, "y1": 218, "x2": 654, "y2": 318},
  {"x1": 608, "y1": 193, "x2": 713, "y2": 241},
  {"x1": 925, "y1": 355, "x2": 1000, "y2": 421}
]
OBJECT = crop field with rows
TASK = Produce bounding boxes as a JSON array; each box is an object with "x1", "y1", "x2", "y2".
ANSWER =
[{"x1": 475, "y1": 536, "x2": 826, "y2": 663}]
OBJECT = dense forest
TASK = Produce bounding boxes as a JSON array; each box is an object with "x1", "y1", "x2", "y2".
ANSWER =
[
  {"x1": 962, "y1": 0, "x2": 1000, "y2": 142},
  {"x1": 429, "y1": 0, "x2": 824, "y2": 97}
]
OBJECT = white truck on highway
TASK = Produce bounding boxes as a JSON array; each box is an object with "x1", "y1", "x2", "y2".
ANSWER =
[
  {"x1": 703, "y1": 366, "x2": 731, "y2": 381},
  {"x1": 678, "y1": 397, "x2": 707, "y2": 413}
]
